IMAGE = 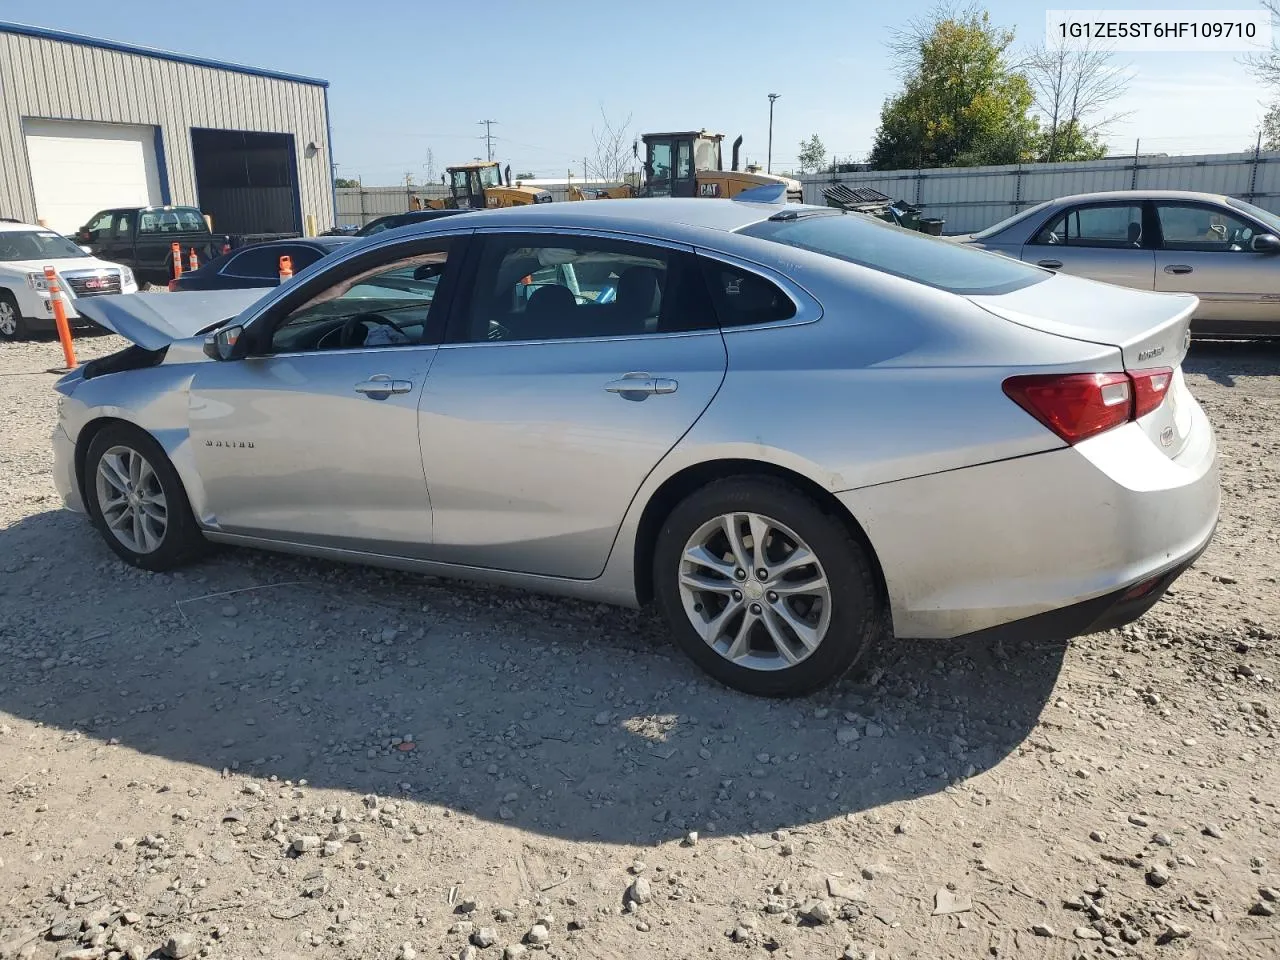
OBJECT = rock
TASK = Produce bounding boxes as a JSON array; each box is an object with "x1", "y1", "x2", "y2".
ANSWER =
[
  {"x1": 730, "y1": 926, "x2": 753, "y2": 943},
  {"x1": 449, "y1": 921, "x2": 475, "y2": 936},
  {"x1": 1032, "y1": 924, "x2": 1055, "y2": 937},
  {"x1": 1120, "y1": 926, "x2": 1141, "y2": 944},
  {"x1": 321, "y1": 840, "x2": 343, "y2": 857},
  {"x1": 1127, "y1": 814, "x2": 1149, "y2": 827},
  {"x1": 1158, "y1": 923, "x2": 1192, "y2": 943},
  {"x1": 526, "y1": 924, "x2": 549, "y2": 945},
  {"x1": 456, "y1": 899, "x2": 479, "y2": 915},
  {"x1": 120, "y1": 913, "x2": 141, "y2": 926},
  {"x1": 627, "y1": 877, "x2": 652, "y2": 905},
  {"x1": 396, "y1": 944, "x2": 417, "y2": 960},
  {"x1": 494, "y1": 908, "x2": 516, "y2": 923},
  {"x1": 684, "y1": 830, "x2": 699, "y2": 846},
  {"x1": 1250, "y1": 901, "x2": 1277, "y2": 917},
  {"x1": 1146, "y1": 864, "x2": 1170, "y2": 887},
  {"x1": 836, "y1": 727, "x2": 860, "y2": 744},
  {"x1": 593, "y1": 711, "x2": 611, "y2": 726},
  {"x1": 459, "y1": 948, "x2": 478, "y2": 960},
  {"x1": 471, "y1": 927, "x2": 498, "y2": 949},
  {"x1": 1203, "y1": 823, "x2": 1224, "y2": 839},
  {"x1": 49, "y1": 918, "x2": 82, "y2": 940},
  {"x1": 292, "y1": 835, "x2": 321, "y2": 854},
  {"x1": 1074, "y1": 927, "x2": 1103, "y2": 940},
  {"x1": 1260, "y1": 887, "x2": 1280, "y2": 903},
  {"x1": 1152, "y1": 832, "x2": 1173, "y2": 847},
  {"x1": 865, "y1": 723, "x2": 884, "y2": 738},
  {"x1": 504, "y1": 947, "x2": 526, "y2": 960},
  {"x1": 827, "y1": 877, "x2": 864, "y2": 900},
  {"x1": 1089, "y1": 830, "x2": 1106, "y2": 842},
  {"x1": 932, "y1": 888, "x2": 972, "y2": 916},
  {"x1": 801, "y1": 900, "x2": 834, "y2": 924},
  {"x1": 162, "y1": 934, "x2": 198, "y2": 959},
  {"x1": 842, "y1": 946, "x2": 875, "y2": 960},
  {"x1": 221, "y1": 604, "x2": 238, "y2": 617}
]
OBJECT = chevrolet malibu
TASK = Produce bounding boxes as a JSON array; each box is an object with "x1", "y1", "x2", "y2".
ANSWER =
[{"x1": 53, "y1": 197, "x2": 1220, "y2": 698}]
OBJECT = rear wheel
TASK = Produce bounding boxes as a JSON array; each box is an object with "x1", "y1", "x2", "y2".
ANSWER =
[
  {"x1": 0, "y1": 291, "x2": 29, "y2": 341},
  {"x1": 653, "y1": 477, "x2": 881, "y2": 698},
  {"x1": 85, "y1": 424, "x2": 208, "y2": 571}
]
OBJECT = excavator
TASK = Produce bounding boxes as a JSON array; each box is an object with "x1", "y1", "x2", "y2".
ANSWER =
[
  {"x1": 413, "y1": 161, "x2": 552, "y2": 210},
  {"x1": 568, "y1": 130, "x2": 803, "y2": 203}
]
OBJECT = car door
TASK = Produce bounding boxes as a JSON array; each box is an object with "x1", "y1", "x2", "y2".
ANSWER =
[
  {"x1": 187, "y1": 234, "x2": 462, "y2": 554},
  {"x1": 419, "y1": 229, "x2": 727, "y2": 579},
  {"x1": 1151, "y1": 200, "x2": 1279, "y2": 326},
  {"x1": 1020, "y1": 200, "x2": 1155, "y2": 289}
]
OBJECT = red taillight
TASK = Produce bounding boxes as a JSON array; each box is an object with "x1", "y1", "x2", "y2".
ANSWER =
[
  {"x1": 1131, "y1": 367, "x2": 1172, "y2": 419},
  {"x1": 1003, "y1": 366, "x2": 1175, "y2": 444},
  {"x1": 167, "y1": 278, "x2": 179, "y2": 292}
]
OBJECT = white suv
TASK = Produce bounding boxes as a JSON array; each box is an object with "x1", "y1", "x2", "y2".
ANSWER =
[{"x1": 0, "y1": 220, "x2": 138, "y2": 341}]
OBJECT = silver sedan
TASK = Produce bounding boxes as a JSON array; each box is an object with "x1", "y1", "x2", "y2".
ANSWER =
[
  {"x1": 54, "y1": 197, "x2": 1219, "y2": 697},
  {"x1": 958, "y1": 189, "x2": 1280, "y2": 337}
]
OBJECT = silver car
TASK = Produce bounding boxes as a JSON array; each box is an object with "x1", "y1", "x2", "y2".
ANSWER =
[
  {"x1": 959, "y1": 189, "x2": 1280, "y2": 337},
  {"x1": 53, "y1": 197, "x2": 1220, "y2": 698}
]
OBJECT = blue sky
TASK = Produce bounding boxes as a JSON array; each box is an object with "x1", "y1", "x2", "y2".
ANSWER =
[{"x1": 3, "y1": 0, "x2": 1273, "y2": 183}]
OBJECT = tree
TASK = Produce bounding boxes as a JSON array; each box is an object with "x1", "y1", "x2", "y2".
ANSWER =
[
  {"x1": 1244, "y1": 3, "x2": 1280, "y2": 150},
  {"x1": 515, "y1": 171, "x2": 535, "y2": 180},
  {"x1": 798, "y1": 134, "x2": 827, "y2": 173},
  {"x1": 587, "y1": 106, "x2": 635, "y2": 183},
  {"x1": 869, "y1": 3, "x2": 1038, "y2": 169},
  {"x1": 1261, "y1": 101, "x2": 1280, "y2": 150},
  {"x1": 334, "y1": 177, "x2": 360, "y2": 188},
  {"x1": 1024, "y1": 40, "x2": 1128, "y2": 162}
]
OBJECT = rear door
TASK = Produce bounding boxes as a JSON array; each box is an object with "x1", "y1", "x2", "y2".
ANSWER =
[
  {"x1": 1151, "y1": 200, "x2": 1280, "y2": 327},
  {"x1": 1020, "y1": 200, "x2": 1155, "y2": 289},
  {"x1": 419, "y1": 229, "x2": 726, "y2": 579}
]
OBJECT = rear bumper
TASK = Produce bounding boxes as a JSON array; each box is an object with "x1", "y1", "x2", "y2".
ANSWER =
[{"x1": 838, "y1": 395, "x2": 1219, "y2": 640}]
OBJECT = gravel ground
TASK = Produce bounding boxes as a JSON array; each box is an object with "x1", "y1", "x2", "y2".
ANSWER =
[{"x1": 0, "y1": 333, "x2": 1277, "y2": 960}]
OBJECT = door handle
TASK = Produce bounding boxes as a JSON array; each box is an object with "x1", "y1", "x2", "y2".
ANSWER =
[
  {"x1": 1164, "y1": 264, "x2": 1193, "y2": 275},
  {"x1": 1037, "y1": 259, "x2": 1063, "y2": 269},
  {"x1": 604, "y1": 372, "x2": 679, "y2": 399},
  {"x1": 354, "y1": 374, "x2": 413, "y2": 397}
]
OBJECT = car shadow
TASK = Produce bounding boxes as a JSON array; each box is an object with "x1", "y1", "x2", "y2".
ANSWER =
[
  {"x1": 1185, "y1": 337, "x2": 1280, "y2": 388},
  {"x1": 0, "y1": 508, "x2": 1067, "y2": 846}
]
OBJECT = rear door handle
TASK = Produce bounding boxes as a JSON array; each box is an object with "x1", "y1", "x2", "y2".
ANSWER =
[
  {"x1": 1164, "y1": 264, "x2": 1193, "y2": 275},
  {"x1": 1037, "y1": 259, "x2": 1063, "y2": 269},
  {"x1": 354, "y1": 375, "x2": 413, "y2": 397},
  {"x1": 604, "y1": 372, "x2": 679, "y2": 399}
]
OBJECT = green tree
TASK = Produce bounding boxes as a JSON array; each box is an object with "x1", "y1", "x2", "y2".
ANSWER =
[
  {"x1": 515, "y1": 171, "x2": 535, "y2": 180},
  {"x1": 869, "y1": 4, "x2": 1038, "y2": 170},
  {"x1": 334, "y1": 177, "x2": 360, "y2": 188},
  {"x1": 798, "y1": 134, "x2": 827, "y2": 173},
  {"x1": 1261, "y1": 101, "x2": 1280, "y2": 150}
]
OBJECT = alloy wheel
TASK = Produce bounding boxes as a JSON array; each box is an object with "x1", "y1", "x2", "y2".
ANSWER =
[{"x1": 94, "y1": 445, "x2": 169, "y2": 554}]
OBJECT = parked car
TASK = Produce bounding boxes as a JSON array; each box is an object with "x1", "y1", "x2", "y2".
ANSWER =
[
  {"x1": 958, "y1": 190, "x2": 1280, "y2": 337},
  {"x1": 57, "y1": 198, "x2": 1218, "y2": 697},
  {"x1": 354, "y1": 208, "x2": 472, "y2": 237},
  {"x1": 0, "y1": 220, "x2": 137, "y2": 340},
  {"x1": 169, "y1": 237, "x2": 355, "y2": 291},
  {"x1": 75, "y1": 205, "x2": 301, "y2": 288}
]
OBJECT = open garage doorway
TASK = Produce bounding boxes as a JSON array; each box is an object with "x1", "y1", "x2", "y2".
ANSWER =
[{"x1": 191, "y1": 128, "x2": 301, "y2": 237}]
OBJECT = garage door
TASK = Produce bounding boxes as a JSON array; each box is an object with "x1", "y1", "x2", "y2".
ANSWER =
[{"x1": 22, "y1": 119, "x2": 164, "y2": 235}]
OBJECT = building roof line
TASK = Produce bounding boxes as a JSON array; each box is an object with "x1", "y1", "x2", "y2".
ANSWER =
[{"x1": 0, "y1": 20, "x2": 330, "y2": 88}]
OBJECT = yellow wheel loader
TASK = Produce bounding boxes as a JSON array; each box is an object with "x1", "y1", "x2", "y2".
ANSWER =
[{"x1": 419, "y1": 162, "x2": 552, "y2": 210}]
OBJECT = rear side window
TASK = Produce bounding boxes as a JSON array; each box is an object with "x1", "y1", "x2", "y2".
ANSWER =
[
  {"x1": 223, "y1": 246, "x2": 286, "y2": 279},
  {"x1": 739, "y1": 212, "x2": 1047, "y2": 296},
  {"x1": 700, "y1": 258, "x2": 796, "y2": 327}
]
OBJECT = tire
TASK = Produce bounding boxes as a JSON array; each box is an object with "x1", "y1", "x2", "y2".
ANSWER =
[
  {"x1": 84, "y1": 423, "x2": 209, "y2": 571},
  {"x1": 653, "y1": 477, "x2": 881, "y2": 698},
  {"x1": 0, "y1": 290, "x2": 29, "y2": 341}
]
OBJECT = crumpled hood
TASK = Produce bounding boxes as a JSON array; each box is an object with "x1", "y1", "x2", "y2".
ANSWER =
[{"x1": 73, "y1": 289, "x2": 271, "y2": 351}]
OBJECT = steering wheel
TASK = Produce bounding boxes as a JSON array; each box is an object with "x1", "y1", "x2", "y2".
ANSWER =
[{"x1": 340, "y1": 312, "x2": 405, "y2": 348}]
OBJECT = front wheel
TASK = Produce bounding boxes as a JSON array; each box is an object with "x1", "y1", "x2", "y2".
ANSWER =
[
  {"x1": 653, "y1": 477, "x2": 882, "y2": 698},
  {"x1": 84, "y1": 424, "x2": 208, "y2": 571},
  {"x1": 0, "y1": 290, "x2": 29, "y2": 341}
]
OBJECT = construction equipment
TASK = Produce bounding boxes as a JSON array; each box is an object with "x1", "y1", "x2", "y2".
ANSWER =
[
  {"x1": 821, "y1": 184, "x2": 946, "y2": 234},
  {"x1": 417, "y1": 162, "x2": 551, "y2": 210},
  {"x1": 566, "y1": 130, "x2": 803, "y2": 203}
]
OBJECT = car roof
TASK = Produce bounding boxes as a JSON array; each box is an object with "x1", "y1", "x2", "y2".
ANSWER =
[
  {"x1": 1048, "y1": 189, "x2": 1230, "y2": 205},
  {"x1": 233, "y1": 236, "x2": 352, "y2": 251},
  {"x1": 0, "y1": 220, "x2": 52, "y2": 232}
]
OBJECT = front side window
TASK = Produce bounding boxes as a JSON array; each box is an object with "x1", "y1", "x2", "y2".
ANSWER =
[
  {"x1": 739, "y1": 211, "x2": 1048, "y2": 296},
  {"x1": 0, "y1": 230, "x2": 87, "y2": 261},
  {"x1": 1032, "y1": 204, "x2": 1145, "y2": 247},
  {"x1": 647, "y1": 141, "x2": 673, "y2": 194},
  {"x1": 86, "y1": 211, "x2": 114, "y2": 234},
  {"x1": 450, "y1": 170, "x2": 470, "y2": 193},
  {"x1": 479, "y1": 165, "x2": 502, "y2": 188},
  {"x1": 463, "y1": 234, "x2": 683, "y2": 342},
  {"x1": 269, "y1": 243, "x2": 450, "y2": 353},
  {"x1": 1156, "y1": 203, "x2": 1258, "y2": 252}
]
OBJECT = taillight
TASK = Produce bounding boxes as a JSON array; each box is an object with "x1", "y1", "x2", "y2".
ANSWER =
[
  {"x1": 1130, "y1": 367, "x2": 1172, "y2": 419},
  {"x1": 167, "y1": 278, "x2": 179, "y2": 292},
  {"x1": 1004, "y1": 366, "x2": 1174, "y2": 444}
]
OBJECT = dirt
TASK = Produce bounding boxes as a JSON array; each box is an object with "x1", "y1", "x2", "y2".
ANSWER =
[{"x1": 0, "y1": 334, "x2": 1277, "y2": 960}]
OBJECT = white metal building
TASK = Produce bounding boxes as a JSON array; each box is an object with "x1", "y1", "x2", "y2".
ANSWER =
[{"x1": 0, "y1": 21, "x2": 334, "y2": 237}]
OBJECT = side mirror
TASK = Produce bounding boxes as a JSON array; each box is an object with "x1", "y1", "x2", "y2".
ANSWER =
[
  {"x1": 203, "y1": 324, "x2": 245, "y2": 361},
  {"x1": 1251, "y1": 233, "x2": 1280, "y2": 254}
]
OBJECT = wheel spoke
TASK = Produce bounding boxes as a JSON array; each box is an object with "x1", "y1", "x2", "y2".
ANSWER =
[
  {"x1": 724, "y1": 608, "x2": 760, "y2": 661},
  {"x1": 768, "y1": 573, "x2": 828, "y2": 597},
  {"x1": 136, "y1": 458, "x2": 155, "y2": 492},
  {"x1": 760, "y1": 605, "x2": 802, "y2": 663},
  {"x1": 767, "y1": 599, "x2": 823, "y2": 652},
  {"x1": 99, "y1": 455, "x2": 130, "y2": 494},
  {"x1": 127, "y1": 450, "x2": 143, "y2": 488},
  {"x1": 682, "y1": 544, "x2": 736, "y2": 580},
  {"x1": 697, "y1": 598, "x2": 744, "y2": 644},
  {"x1": 720, "y1": 514, "x2": 751, "y2": 573},
  {"x1": 679, "y1": 570, "x2": 737, "y2": 594},
  {"x1": 747, "y1": 513, "x2": 771, "y2": 571},
  {"x1": 105, "y1": 504, "x2": 134, "y2": 530},
  {"x1": 768, "y1": 546, "x2": 817, "y2": 579}
]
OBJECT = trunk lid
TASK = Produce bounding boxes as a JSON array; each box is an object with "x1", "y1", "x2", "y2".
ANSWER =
[
  {"x1": 969, "y1": 271, "x2": 1199, "y2": 459},
  {"x1": 73, "y1": 289, "x2": 270, "y2": 352}
]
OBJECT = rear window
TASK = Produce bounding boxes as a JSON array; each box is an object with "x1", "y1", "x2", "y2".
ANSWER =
[{"x1": 739, "y1": 212, "x2": 1049, "y2": 296}]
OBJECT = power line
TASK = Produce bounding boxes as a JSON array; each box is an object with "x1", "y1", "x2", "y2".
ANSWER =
[{"x1": 478, "y1": 120, "x2": 498, "y2": 162}]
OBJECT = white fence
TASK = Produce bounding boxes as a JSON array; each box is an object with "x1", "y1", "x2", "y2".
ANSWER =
[
  {"x1": 799, "y1": 150, "x2": 1280, "y2": 234},
  {"x1": 335, "y1": 181, "x2": 625, "y2": 227}
]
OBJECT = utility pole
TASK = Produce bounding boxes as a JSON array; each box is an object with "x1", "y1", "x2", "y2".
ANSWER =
[
  {"x1": 478, "y1": 120, "x2": 498, "y2": 162},
  {"x1": 767, "y1": 93, "x2": 781, "y2": 174},
  {"x1": 583, "y1": 157, "x2": 588, "y2": 183}
]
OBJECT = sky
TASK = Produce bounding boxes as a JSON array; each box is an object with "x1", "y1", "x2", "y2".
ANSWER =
[{"x1": 1, "y1": 0, "x2": 1274, "y2": 184}]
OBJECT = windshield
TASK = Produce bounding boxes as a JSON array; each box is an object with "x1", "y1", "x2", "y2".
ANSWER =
[
  {"x1": 479, "y1": 165, "x2": 502, "y2": 188},
  {"x1": 1225, "y1": 196, "x2": 1280, "y2": 235},
  {"x1": 0, "y1": 229, "x2": 86, "y2": 261},
  {"x1": 971, "y1": 201, "x2": 1055, "y2": 240},
  {"x1": 739, "y1": 211, "x2": 1049, "y2": 296}
]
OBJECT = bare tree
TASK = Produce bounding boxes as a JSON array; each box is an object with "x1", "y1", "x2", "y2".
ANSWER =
[
  {"x1": 587, "y1": 106, "x2": 635, "y2": 183},
  {"x1": 1244, "y1": 0, "x2": 1280, "y2": 87},
  {"x1": 1024, "y1": 39, "x2": 1131, "y2": 161}
]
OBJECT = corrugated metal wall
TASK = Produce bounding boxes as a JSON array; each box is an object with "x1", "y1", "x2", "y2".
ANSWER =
[
  {"x1": 0, "y1": 29, "x2": 332, "y2": 232},
  {"x1": 800, "y1": 151, "x2": 1280, "y2": 234},
  {"x1": 335, "y1": 182, "x2": 627, "y2": 227}
]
